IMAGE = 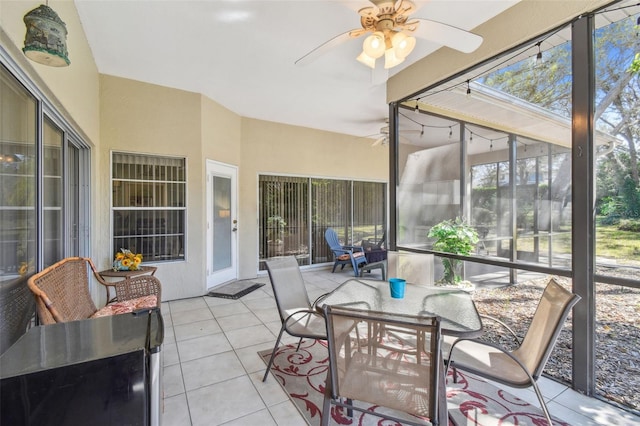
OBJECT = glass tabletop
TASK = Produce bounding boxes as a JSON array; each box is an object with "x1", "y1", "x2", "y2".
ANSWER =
[{"x1": 318, "y1": 278, "x2": 483, "y2": 337}]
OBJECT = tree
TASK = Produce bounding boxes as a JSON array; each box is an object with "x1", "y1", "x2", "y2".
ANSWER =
[{"x1": 481, "y1": 15, "x2": 640, "y2": 219}]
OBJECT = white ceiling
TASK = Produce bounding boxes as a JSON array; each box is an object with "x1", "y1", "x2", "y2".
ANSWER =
[{"x1": 74, "y1": 0, "x2": 519, "y2": 141}]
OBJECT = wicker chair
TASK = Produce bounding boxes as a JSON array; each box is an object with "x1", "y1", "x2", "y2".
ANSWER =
[{"x1": 27, "y1": 257, "x2": 161, "y2": 325}]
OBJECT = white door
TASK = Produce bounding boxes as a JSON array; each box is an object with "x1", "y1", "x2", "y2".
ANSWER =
[{"x1": 206, "y1": 160, "x2": 238, "y2": 289}]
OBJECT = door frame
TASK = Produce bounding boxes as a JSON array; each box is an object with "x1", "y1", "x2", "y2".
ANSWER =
[{"x1": 205, "y1": 160, "x2": 238, "y2": 289}]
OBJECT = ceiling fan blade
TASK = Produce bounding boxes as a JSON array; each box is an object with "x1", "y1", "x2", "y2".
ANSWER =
[
  {"x1": 371, "y1": 66, "x2": 389, "y2": 86},
  {"x1": 372, "y1": 136, "x2": 386, "y2": 146},
  {"x1": 412, "y1": 18, "x2": 483, "y2": 53},
  {"x1": 295, "y1": 30, "x2": 358, "y2": 66}
]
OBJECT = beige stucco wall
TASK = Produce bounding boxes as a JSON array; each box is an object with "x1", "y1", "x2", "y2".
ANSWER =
[
  {"x1": 387, "y1": 0, "x2": 613, "y2": 103},
  {"x1": 100, "y1": 75, "x2": 208, "y2": 301},
  {"x1": 201, "y1": 96, "x2": 242, "y2": 165}
]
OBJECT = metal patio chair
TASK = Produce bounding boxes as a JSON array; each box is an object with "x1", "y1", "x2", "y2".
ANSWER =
[
  {"x1": 322, "y1": 305, "x2": 446, "y2": 425},
  {"x1": 262, "y1": 256, "x2": 327, "y2": 382},
  {"x1": 445, "y1": 278, "x2": 580, "y2": 425}
]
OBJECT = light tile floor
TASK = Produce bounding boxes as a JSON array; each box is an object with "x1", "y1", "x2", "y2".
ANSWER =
[{"x1": 160, "y1": 267, "x2": 640, "y2": 426}]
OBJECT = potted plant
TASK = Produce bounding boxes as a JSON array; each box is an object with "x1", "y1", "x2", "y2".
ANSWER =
[
  {"x1": 267, "y1": 215, "x2": 287, "y2": 256},
  {"x1": 427, "y1": 217, "x2": 479, "y2": 286}
]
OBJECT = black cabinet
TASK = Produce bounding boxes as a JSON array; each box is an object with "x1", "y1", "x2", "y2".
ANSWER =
[{"x1": 1, "y1": 310, "x2": 163, "y2": 426}]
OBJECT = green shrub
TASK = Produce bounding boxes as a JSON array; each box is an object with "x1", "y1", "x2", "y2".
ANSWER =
[
  {"x1": 428, "y1": 218, "x2": 479, "y2": 284},
  {"x1": 618, "y1": 219, "x2": 640, "y2": 233},
  {"x1": 600, "y1": 214, "x2": 621, "y2": 226}
]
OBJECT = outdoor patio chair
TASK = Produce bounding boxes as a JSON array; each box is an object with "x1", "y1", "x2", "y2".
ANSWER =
[
  {"x1": 27, "y1": 257, "x2": 161, "y2": 325},
  {"x1": 325, "y1": 228, "x2": 367, "y2": 277},
  {"x1": 262, "y1": 256, "x2": 327, "y2": 382},
  {"x1": 322, "y1": 305, "x2": 446, "y2": 426},
  {"x1": 445, "y1": 277, "x2": 580, "y2": 426},
  {"x1": 361, "y1": 230, "x2": 386, "y2": 250}
]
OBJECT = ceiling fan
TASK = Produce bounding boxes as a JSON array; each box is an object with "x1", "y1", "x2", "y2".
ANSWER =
[
  {"x1": 366, "y1": 120, "x2": 420, "y2": 146},
  {"x1": 295, "y1": 0, "x2": 483, "y2": 69}
]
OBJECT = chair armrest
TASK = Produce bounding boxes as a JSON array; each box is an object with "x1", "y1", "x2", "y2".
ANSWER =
[
  {"x1": 479, "y1": 314, "x2": 521, "y2": 345},
  {"x1": 334, "y1": 248, "x2": 351, "y2": 255},
  {"x1": 283, "y1": 308, "x2": 321, "y2": 324},
  {"x1": 114, "y1": 275, "x2": 162, "y2": 306},
  {"x1": 311, "y1": 292, "x2": 331, "y2": 308}
]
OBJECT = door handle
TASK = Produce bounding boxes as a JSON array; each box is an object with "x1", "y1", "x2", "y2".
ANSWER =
[{"x1": 232, "y1": 227, "x2": 238, "y2": 232}]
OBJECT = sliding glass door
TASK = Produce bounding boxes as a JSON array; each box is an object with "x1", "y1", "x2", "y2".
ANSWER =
[{"x1": 258, "y1": 175, "x2": 386, "y2": 269}]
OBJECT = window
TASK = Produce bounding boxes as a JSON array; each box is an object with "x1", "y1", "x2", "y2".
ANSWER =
[
  {"x1": 0, "y1": 62, "x2": 89, "y2": 274},
  {"x1": 1, "y1": 64, "x2": 37, "y2": 277},
  {"x1": 469, "y1": 142, "x2": 572, "y2": 267},
  {"x1": 258, "y1": 175, "x2": 386, "y2": 269},
  {"x1": 112, "y1": 152, "x2": 186, "y2": 262},
  {"x1": 1, "y1": 56, "x2": 90, "y2": 352}
]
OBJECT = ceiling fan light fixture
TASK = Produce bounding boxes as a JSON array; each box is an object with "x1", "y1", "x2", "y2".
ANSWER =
[
  {"x1": 384, "y1": 48, "x2": 404, "y2": 69},
  {"x1": 356, "y1": 51, "x2": 376, "y2": 68},
  {"x1": 362, "y1": 31, "x2": 385, "y2": 58},
  {"x1": 391, "y1": 31, "x2": 415, "y2": 59}
]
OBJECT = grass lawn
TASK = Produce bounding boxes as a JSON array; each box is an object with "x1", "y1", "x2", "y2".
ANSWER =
[
  {"x1": 596, "y1": 220, "x2": 640, "y2": 266},
  {"x1": 480, "y1": 220, "x2": 640, "y2": 268}
]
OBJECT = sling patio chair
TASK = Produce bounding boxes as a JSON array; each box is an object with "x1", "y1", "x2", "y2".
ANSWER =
[
  {"x1": 445, "y1": 277, "x2": 580, "y2": 426},
  {"x1": 325, "y1": 228, "x2": 367, "y2": 277},
  {"x1": 322, "y1": 305, "x2": 447, "y2": 425},
  {"x1": 262, "y1": 256, "x2": 327, "y2": 382}
]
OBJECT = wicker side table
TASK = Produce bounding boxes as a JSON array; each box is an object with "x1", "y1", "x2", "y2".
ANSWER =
[{"x1": 97, "y1": 266, "x2": 157, "y2": 303}]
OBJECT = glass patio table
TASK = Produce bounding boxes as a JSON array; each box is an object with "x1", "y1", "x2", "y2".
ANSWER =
[{"x1": 318, "y1": 278, "x2": 483, "y2": 337}]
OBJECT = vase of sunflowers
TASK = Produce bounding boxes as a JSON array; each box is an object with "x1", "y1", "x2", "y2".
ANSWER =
[{"x1": 112, "y1": 248, "x2": 143, "y2": 271}]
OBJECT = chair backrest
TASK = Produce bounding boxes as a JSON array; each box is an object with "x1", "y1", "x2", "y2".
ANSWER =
[
  {"x1": 324, "y1": 305, "x2": 442, "y2": 422},
  {"x1": 377, "y1": 230, "x2": 386, "y2": 248},
  {"x1": 513, "y1": 278, "x2": 581, "y2": 379},
  {"x1": 324, "y1": 228, "x2": 342, "y2": 254},
  {"x1": 265, "y1": 256, "x2": 312, "y2": 323},
  {"x1": 387, "y1": 251, "x2": 434, "y2": 286},
  {"x1": 27, "y1": 257, "x2": 98, "y2": 324},
  {"x1": 362, "y1": 230, "x2": 386, "y2": 250}
]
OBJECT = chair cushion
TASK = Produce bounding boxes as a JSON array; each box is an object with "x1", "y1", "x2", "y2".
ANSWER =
[
  {"x1": 337, "y1": 251, "x2": 365, "y2": 261},
  {"x1": 90, "y1": 295, "x2": 158, "y2": 318}
]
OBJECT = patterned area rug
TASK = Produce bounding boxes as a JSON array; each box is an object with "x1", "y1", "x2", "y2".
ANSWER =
[
  {"x1": 206, "y1": 281, "x2": 264, "y2": 299},
  {"x1": 259, "y1": 340, "x2": 571, "y2": 426}
]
